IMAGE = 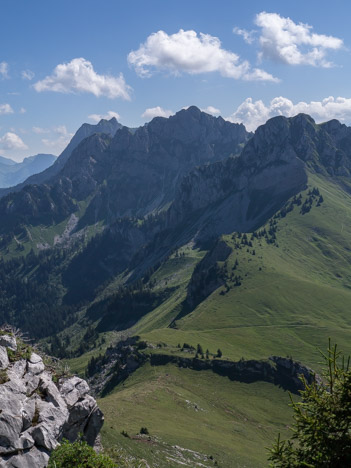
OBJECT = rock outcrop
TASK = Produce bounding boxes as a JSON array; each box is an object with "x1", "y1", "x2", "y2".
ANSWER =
[
  {"x1": 149, "y1": 353, "x2": 316, "y2": 394},
  {"x1": 0, "y1": 333, "x2": 104, "y2": 468},
  {"x1": 87, "y1": 337, "x2": 317, "y2": 397},
  {"x1": 186, "y1": 239, "x2": 232, "y2": 309}
]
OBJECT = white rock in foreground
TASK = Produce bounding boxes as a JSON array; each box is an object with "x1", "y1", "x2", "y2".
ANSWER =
[{"x1": 0, "y1": 334, "x2": 104, "y2": 468}]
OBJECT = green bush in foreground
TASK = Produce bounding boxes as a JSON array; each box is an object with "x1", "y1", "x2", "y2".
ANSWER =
[
  {"x1": 269, "y1": 340, "x2": 351, "y2": 467},
  {"x1": 48, "y1": 439, "x2": 115, "y2": 468}
]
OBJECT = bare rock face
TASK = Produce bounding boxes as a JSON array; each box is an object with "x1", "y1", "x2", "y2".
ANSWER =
[{"x1": 0, "y1": 334, "x2": 104, "y2": 468}]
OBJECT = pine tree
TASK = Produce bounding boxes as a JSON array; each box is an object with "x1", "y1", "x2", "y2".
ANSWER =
[{"x1": 269, "y1": 341, "x2": 351, "y2": 467}]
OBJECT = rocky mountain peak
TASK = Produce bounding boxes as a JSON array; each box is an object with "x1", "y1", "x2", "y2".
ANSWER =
[
  {"x1": 145, "y1": 105, "x2": 249, "y2": 146},
  {"x1": 239, "y1": 112, "x2": 351, "y2": 176},
  {"x1": 98, "y1": 116, "x2": 118, "y2": 124}
]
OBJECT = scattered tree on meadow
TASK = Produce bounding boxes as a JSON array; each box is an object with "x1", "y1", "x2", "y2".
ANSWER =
[{"x1": 269, "y1": 340, "x2": 351, "y2": 467}]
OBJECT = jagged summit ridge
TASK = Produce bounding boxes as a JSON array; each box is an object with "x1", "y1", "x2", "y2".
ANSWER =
[
  {"x1": 243, "y1": 113, "x2": 351, "y2": 175},
  {"x1": 0, "y1": 107, "x2": 251, "y2": 230}
]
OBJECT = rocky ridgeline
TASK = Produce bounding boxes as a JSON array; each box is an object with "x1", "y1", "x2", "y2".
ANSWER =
[
  {"x1": 87, "y1": 337, "x2": 317, "y2": 398},
  {"x1": 150, "y1": 354, "x2": 317, "y2": 394},
  {"x1": 0, "y1": 332, "x2": 104, "y2": 468}
]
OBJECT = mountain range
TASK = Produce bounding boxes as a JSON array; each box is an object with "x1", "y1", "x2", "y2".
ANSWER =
[
  {"x1": 1, "y1": 106, "x2": 351, "y2": 466},
  {"x1": 0, "y1": 117, "x2": 122, "y2": 197},
  {"x1": 0, "y1": 153, "x2": 56, "y2": 188}
]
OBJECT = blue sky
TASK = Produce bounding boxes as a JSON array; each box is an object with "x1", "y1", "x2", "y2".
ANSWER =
[{"x1": 1, "y1": 0, "x2": 351, "y2": 160}]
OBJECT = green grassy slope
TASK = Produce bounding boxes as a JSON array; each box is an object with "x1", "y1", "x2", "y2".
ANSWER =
[
  {"x1": 70, "y1": 172, "x2": 351, "y2": 466},
  {"x1": 139, "y1": 174, "x2": 351, "y2": 371},
  {"x1": 99, "y1": 363, "x2": 292, "y2": 468}
]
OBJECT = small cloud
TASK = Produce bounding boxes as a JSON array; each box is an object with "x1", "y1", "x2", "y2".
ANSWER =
[
  {"x1": 19, "y1": 107, "x2": 26, "y2": 114},
  {"x1": 42, "y1": 125, "x2": 73, "y2": 152},
  {"x1": 0, "y1": 62, "x2": 9, "y2": 79},
  {"x1": 88, "y1": 110, "x2": 121, "y2": 123},
  {"x1": 141, "y1": 106, "x2": 173, "y2": 119},
  {"x1": 0, "y1": 132, "x2": 28, "y2": 150},
  {"x1": 128, "y1": 29, "x2": 278, "y2": 82},
  {"x1": 32, "y1": 126, "x2": 50, "y2": 134},
  {"x1": 201, "y1": 106, "x2": 221, "y2": 116},
  {"x1": 226, "y1": 95, "x2": 351, "y2": 131},
  {"x1": 34, "y1": 57, "x2": 131, "y2": 100},
  {"x1": 53, "y1": 125, "x2": 69, "y2": 135},
  {"x1": 21, "y1": 69, "x2": 35, "y2": 80},
  {"x1": 255, "y1": 12, "x2": 343, "y2": 67},
  {"x1": 233, "y1": 27, "x2": 256, "y2": 44},
  {"x1": 0, "y1": 104, "x2": 14, "y2": 115}
]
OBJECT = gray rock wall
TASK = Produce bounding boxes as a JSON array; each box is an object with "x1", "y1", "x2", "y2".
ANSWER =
[{"x1": 0, "y1": 334, "x2": 104, "y2": 468}]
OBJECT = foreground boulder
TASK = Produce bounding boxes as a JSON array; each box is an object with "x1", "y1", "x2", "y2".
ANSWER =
[{"x1": 0, "y1": 333, "x2": 104, "y2": 468}]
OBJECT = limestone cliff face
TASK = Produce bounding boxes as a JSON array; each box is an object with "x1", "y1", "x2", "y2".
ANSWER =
[
  {"x1": 168, "y1": 113, "x2": 351, "y2": 240},
  {"x1": 166, "y1": 116, "x2": 309, "y2": 240},
  {"x1": 2, "y1": 111, "x2": 351, "y2": 237},
  {"x1": 86, "y1": 337, "x2": 317, "y2": 397},
  {"x1": 0, "y1": 332, "x2": 103, "y2": 468},
  {"x1": 79, "y1": 106, "x2": 250, "y2": 221},
  {"x1": 245, "y1": 113, "x2": 351, "y2": 176}
]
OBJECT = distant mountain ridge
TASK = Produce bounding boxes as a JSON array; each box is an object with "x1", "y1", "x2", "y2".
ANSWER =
[
  {"x1": 0, "y1": 117, "x2": 122, "y2": 196},
  {"x1": 0, "y1": 107, "x2": 251, "y2": 230},
  {"x1": 0, "y1": 153, "x2": 56, "y2": 188},
  {"x1": 0, "y1": 156, "x2": 16, "y2": 166},
  {"x1": 2, "y1": 108, "x2": 351, "y2": 316}
]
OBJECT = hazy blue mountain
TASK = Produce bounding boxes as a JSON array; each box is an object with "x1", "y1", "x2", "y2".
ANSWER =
[
  {"x1": 0, "y1": 153, "x2": 56, "y2": 188},
  {"x1": 0, "y1": 156, "x2": 16, "y2": 166},
  {"x1": 0, "y1": 117, "x2": 122, "y2": 196}
]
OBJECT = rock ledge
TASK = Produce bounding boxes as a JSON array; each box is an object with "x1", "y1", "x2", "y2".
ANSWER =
[{"x1": 0, "y1": 333, "x2": 104, "y2": 468}]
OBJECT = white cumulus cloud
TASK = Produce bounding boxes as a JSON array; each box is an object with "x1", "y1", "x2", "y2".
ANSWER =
[
  {"x1": 0, "y1": 104, "x2": 14, "y2": 115},
  {"x1": 202, "y1": 106, "x2": 221, "y2": 116},
  {"x1": 233, "y1": 27, "x2": 255, "y2": 44},
  {"x1": 227, "y1": 96, "x2": 351, "y2": 131},
  {"x1": 141, "y1": 106, "x2": 173, "y2": 119},
  {"x1": 88, "y1": 110, "x2": 121, "y2": 123},
  {"x1": 0, "y1": 132, "x2": 28, "y2": 150},
  {"x1": 21, "y1": 69, "x2": 35, "y2": 80},
  {"x1": 128, "y1": 29, "x2": 278, "y2": 82},
  {"x1": 33, "y1": 58, "x2": 131, "y2": 100},
  {"x1": 255, "y1": 12, "x2": 343, "y2": 67},
  {"x1": 0, "y1": 62, "x2": 9, "y2": 79}
]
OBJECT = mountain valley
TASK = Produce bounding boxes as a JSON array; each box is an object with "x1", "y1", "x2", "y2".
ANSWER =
[{"x1": 1, "y1": 107, "x2": 351, "y2": 466}]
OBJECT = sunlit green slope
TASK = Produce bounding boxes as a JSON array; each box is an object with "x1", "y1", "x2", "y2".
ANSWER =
[
  {"x1": 99, "y1": 363, "x2": 292, "y2": 468},
  {"x1": 69, "y1": 172, "x2": 351, "y2": 467},
  {"x1": 138, "y1": 173, "x2": 351, "y2": 371}
]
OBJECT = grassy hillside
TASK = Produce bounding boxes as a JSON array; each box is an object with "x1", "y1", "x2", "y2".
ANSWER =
[
  {"x1": 99, "y1": 363, "x2": 292, "y2": 468},
  {"x1": 65, "y1": 172, "x2": 351, "y2": 466},
  {"x1": 137, "y1": 173, "x2": 351, "y2": 371}
]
